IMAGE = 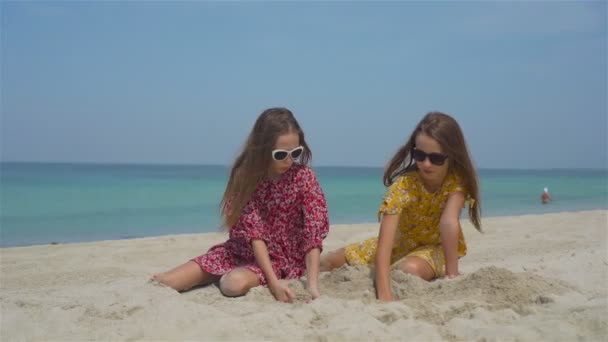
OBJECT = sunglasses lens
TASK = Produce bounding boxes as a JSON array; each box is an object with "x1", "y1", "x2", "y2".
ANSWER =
[
  {"x1": 273, "y1": 151, "x2": 288, "y2": 160},
  {"x1": 291, "y1": 148, "x2": 303, "y2": 159},
  {"x1": 413, "y1": 149, "x2": 447, "y2": 165},
  {"x1": 429, "y1": 154, "x2": 447, "y2": 165},
  {"x1": 411, "y1": 149, "x2": 426, "y2": 162}
]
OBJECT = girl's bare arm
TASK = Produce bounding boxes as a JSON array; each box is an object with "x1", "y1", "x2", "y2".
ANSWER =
[
  {"x1": 252, "y1": 239, "x2": 295, "y2": 302},
  {"x1": 440, "y1": 192, "x2": 466, "y2": 278},
  {"x1": 305, "y1": 248, "x2": 321, "y2": 299},
  {"x1": 374, "y1": 214, "x2": 400, "y2": 301}
]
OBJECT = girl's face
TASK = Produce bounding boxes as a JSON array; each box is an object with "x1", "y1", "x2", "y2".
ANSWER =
[
  {"x1": 414, "y1": 133, "x2": 449, "y2": 184},
  {"x1": 268, "y1": 131, "x2": 301, "y2": 178}
]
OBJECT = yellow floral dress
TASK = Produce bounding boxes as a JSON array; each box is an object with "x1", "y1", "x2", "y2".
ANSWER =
[{"x1": 344, "y1": 171, "x2": 469, "y2": 277}]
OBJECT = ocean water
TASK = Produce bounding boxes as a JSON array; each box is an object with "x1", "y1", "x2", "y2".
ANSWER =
[{"x1": 1, "y1": 162, "x2": 606, "y2": 247}]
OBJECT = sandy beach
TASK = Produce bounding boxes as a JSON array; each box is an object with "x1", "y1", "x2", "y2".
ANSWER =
[{"x1": 1, "y1": 210, "x2": 606, "y2": 341}]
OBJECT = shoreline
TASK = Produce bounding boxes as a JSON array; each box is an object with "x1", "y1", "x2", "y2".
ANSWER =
[{"x1": 1, "y1": 208, "x2": 606, "y2": 249}]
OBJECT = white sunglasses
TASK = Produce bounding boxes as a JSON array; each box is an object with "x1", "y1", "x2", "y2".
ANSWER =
[{"x1": 271, "y1": 146, "x2": 304, "y2": 161}]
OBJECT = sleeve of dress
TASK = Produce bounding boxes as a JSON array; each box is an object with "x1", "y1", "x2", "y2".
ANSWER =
[
  {"x1": 377, "y1": 177, "x2": 411, "y2": 221},
  {"x1": 229, "y1": 195, "x2": 267, "y2": 245},
  {"x1": 448, "y1": 174, "x2": 472, "y2": 208},
  {"x1": 450, "y1": 174, "x2": 467, "y2": 194},
  {"x1": 300, "y1": 167, "x2": 330, "y2": 254}
]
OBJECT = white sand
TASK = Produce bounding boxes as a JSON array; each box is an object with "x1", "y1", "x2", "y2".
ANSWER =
[{"x1": 1, "y1": 210, "x2": 607, "y2": 341}]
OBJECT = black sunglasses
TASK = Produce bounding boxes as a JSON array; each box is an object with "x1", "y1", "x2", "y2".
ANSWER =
[
  {"x1": 411, "y1": 148, "x2": 448, "y2": 166},
  {"x1": 272, "y1": 146, "x2": 304, "y2": 161}
]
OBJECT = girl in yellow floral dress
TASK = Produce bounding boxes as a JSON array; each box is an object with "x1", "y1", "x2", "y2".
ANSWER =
[{"x1": 321, "y1": 112, "x2": 482, "y2": 301}]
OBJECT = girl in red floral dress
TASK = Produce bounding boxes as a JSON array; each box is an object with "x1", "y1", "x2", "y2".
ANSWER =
[{"x1": 153, "y1": 108, "x2": 329, "y2": 303}]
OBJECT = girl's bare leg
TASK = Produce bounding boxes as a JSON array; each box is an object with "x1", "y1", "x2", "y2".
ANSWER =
[
  {"x1": 320, "y1": 248, "x2": 347, "y2": 272},
  {"x1": 395, "y1": 256, "x2": 435, "y2": 281},
  {"x1": 152, "y1": 261, "x2": 220, "y2": 292},
  {"x1": 218, "y1": 267, "x2": 260, "y2": 297}
]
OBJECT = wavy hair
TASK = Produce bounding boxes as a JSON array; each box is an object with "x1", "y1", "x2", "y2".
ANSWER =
[
  {"x1": 383, "y1": 112, "x2": 481, "y2": 231},
  {"x1": 220, "y1": 107, "x2": 311, "y2": 228}
]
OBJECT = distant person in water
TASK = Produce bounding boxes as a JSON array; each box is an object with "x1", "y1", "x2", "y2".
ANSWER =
[{"x1": 541, "y1": 187, "x2": 551, "y2": 204}]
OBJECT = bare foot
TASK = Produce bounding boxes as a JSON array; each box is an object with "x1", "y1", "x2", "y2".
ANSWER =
[{"x1": 150, "y1": 273, "x2": 168, "y2": 285}]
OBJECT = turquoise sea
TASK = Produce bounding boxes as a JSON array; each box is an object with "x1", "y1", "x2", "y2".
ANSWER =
[{"x1": 1, "y1": 162, "x2": 606, "y2": 247}]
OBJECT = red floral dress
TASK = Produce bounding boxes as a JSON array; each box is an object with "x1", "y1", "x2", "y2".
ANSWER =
[{"x1": 192, "y1": 164, "x2": 330, "y2": 285}]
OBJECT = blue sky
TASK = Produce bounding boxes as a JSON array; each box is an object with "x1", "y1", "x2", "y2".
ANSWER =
[{"x1": 1, "y1": 1, "x2": 606, "y2": 169}]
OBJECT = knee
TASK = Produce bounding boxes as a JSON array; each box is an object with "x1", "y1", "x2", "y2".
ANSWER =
[
  {"x1": 399, "y1": 260, "x2": 423, "y2": 277},
  {"x1": 321, "y1": 248, "x2": 346, "y2": 271},
  {"x1": 219, "y1": 272, "x2": 250, "y2": 297}
]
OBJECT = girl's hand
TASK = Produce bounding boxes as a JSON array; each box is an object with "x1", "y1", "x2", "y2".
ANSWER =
[
  {"x1": 307, "y1": 286, "x2": 321, "y2": 300},
  {"x1": 377, "y1": 289, "x2": 395, "y2": 302},
  {"x1": 444, "y1": 272, "x2": 459, "y2": 280},
  {"x1": 268, "y1": 281, "x2": 295, "y2": 303}
]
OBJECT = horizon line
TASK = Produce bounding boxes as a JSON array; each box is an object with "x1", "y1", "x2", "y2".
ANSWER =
[{"x1": 1, "y1": 160, "x2": 607, "y2": 171}]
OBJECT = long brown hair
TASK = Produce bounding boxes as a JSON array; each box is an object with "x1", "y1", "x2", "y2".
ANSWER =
[
  {"x1": 383, "y1": 112, "x2": 482, "y2": 232},
  {"x1": 220, "y1": 107, "x2": 311, "y2": 228}
]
